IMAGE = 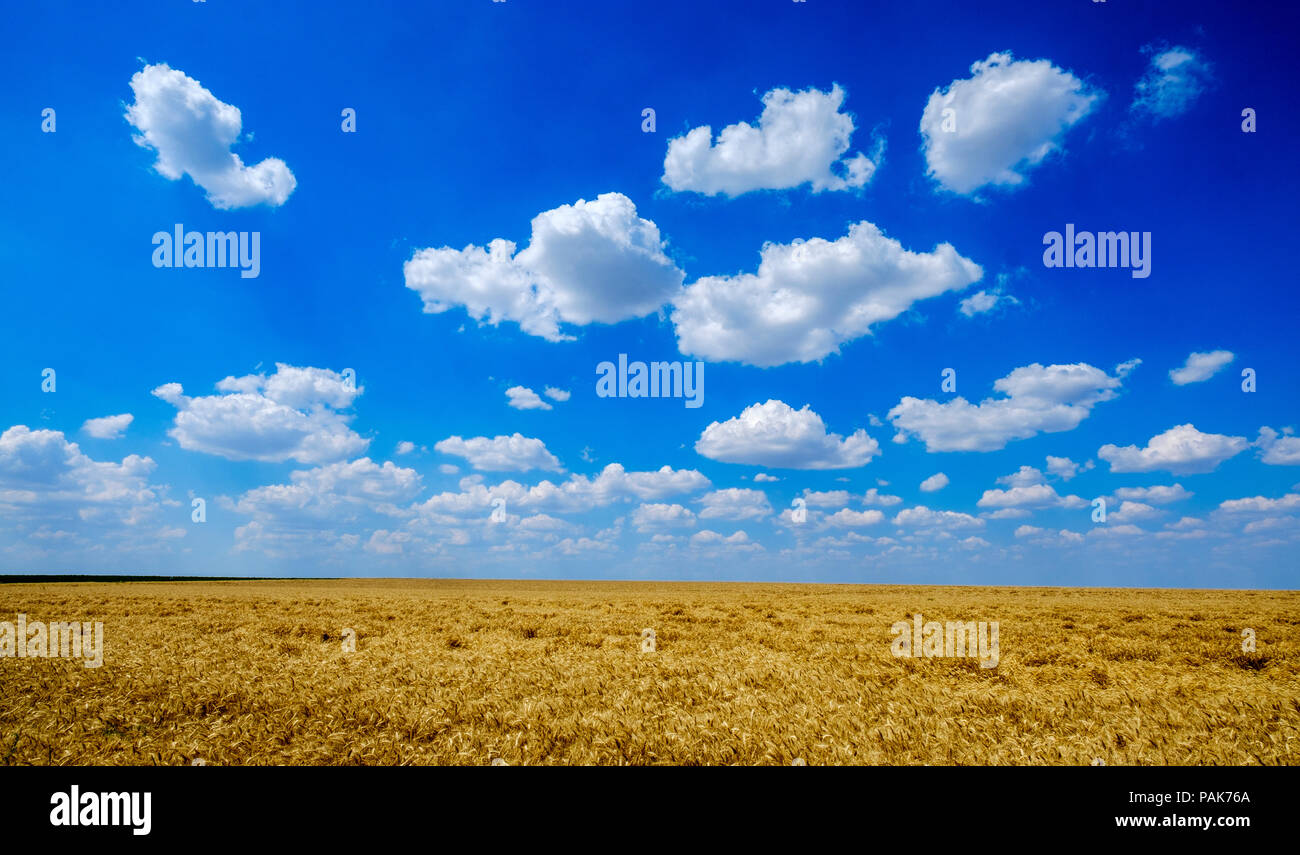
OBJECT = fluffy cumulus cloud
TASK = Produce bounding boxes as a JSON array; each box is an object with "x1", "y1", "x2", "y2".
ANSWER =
[
  {"x1": 0, "y1": 426, "x2": 164, "y2": 529},
  {"x1": 919, "y1": 472, "x2": 949, "y2": 492},
  {"x1": 544, "y1": 387, "x2": 570, "y2": 402},
  {"x1": 433, "y1": 433, "x2": 562, "y2": 473},
  {"x1": 1045, "y1": 455, "x2": 1091, "y2": 480},
  {"x1": 892, "y1": 506, "x2": 984, "y2": 530},
  {"x1": 505, "y1": 386, "x2": 551, "y2": 411},
  {"x1": 825, "y1": 508, "x2": 885, "y2": 528},
  {"x1": 417, "y1": 463, "x2": 710, "y2": 517},
  {"x1": 695, "y1": 400, "x2": 880, "y2": 469},
  {"x1": 1131, "y1": 45, "x2": 1213, "y2": 120},
  {"x1": 1113, "y1": 484, "x2": 1192, "y2": 504},
  {"x1": 697, "y1": 488, "x2": 773, "y2": 521},
  {"x1": 920, "y1": 52, "x2": 1101, "y2": 196},
  {"x1": 662, "y1": 84, "x2": 881, "y2": 196},
  {"x1": 152, "y1": 364, "x2": 367, "y2": 464},
  {"x1": 889, "y1": 362, "x2": 1123, "y2": 452},
  {"x1": 82, "y1": 414, "x2": 134, "y2": 440},
  {"x1": 124, "y1": 63, "x2": 296, "y2": 209},
  {"x1": 672, "y1": 221, "x2": 982, "y2": 366},
  {"x1": 631, "y1": 503, "x2": 696, "y2": 532},
  {"x1": 1169, "y1": 350, "x2": 1234, "y2": 385},
  {"x1": 1255, "y1": 427, "x2": 1300, "y2": 466},
  {"x1": 231, "y1": 458, "x2": 424, "y2": 525},
  {"x1": 1099, "y1": 424, "x2": 1248, "y2": 474},
  {"x1": 404, "y1": 193, "x2": 684, "y2": 342},
  {"x1": 977, "y1": 482, "x2": 1086, "y2": 510}
]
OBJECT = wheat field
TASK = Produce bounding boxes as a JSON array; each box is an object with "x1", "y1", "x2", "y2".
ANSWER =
[{"x1": 1, "y1": 579, "x2": 1296, "y2": 765}]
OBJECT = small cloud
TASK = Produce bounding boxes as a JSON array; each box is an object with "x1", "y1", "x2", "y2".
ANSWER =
[
  {"x1": 1169, "y1": 350, "x2": 1234, "y2": 385},
  {"x1": 919, "y1": 472, "x2": 949, "y2": 492},
  {"x1": 543, "y1": 386, "x2": 571, "y2": 402},
  {"x1": 1131, "y1": 45, "x2": 1213, "y2": 121},
  {"x1": 81, "y1": 414, "x2": 133, "y2": 440},
  {"x1": 505, "y1": 386, "x2": 552, "y2": 411}
]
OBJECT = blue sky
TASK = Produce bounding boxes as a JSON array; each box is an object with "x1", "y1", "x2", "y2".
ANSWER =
[{"x1": 2, "y1": 0, "x2": 1298, "y2": 586}]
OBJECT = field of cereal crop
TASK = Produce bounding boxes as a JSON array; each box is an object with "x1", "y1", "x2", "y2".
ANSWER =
[{"x1": 2, "y1": 579, "x2": 1296, "y2": 766}]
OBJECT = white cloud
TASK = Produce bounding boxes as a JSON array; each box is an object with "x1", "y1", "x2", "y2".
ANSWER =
[
  {"x1": 919, "y1": 472, "x2": 949, "y2": 492},
  {"x1": 1255, "y1": 427, "x2": 1300, "y2": 466},
  {"x1": 753, "y1": 473, "x2": 780, "y2": 483},
  {"x1": 395, "y1": 441, "x2": 417, "y2": 455},
  {"x1": 152, "y1": 364, "x2": 366, "y2": 464},
  {"x1": 438, "y1": 463, "x2": 459, "y2": 475},
  {"x1": 1099, "y1": 424, "x2": 1248, "y2": 474},
  {"x1": 403, "y1": 193, "x2": 684, "y2": 342},
  {"x1": 1112, "y1": 484, "x2": 1192, "y2": 504},
  {"x1": 1131, "y1": 45, "x2": 1213, "y2": 120},
  {"x1": 124, "y1": 63, "x2": 296, "y2": 209},
  {"x1": 958, "y1": 288, "x2": 1019, "y2": 317},
  {"x1": 505, "y1": 386, "x2": 552, "y2": 411},
  {"x1": 543, "y1": 387, "x2": 570, "y2": 402},
  {"x1": 672, "y1": 221, "x2": 982, "y2": 366},
  {"x1": 801, "y1": 489, "x2": 851, "y2": 508},
  {"x1": 82, "y1": 414, "x2": 134, "y2": 440},
  {"x1": 631, "y1": 503, "x2": 696, "y2": 532},
  {"x1": 892, "y1": 506, "x2": 984, "y2": 530},
  {"x1": 416, "y1": 463, "x2": 710, "y2": 517},
  {"x1": 1110, "y1": 501, "x2": 1161, "y2": 523},
  {"x1": 1217, "y1": 493, "x2": 1300, "y2": 515},
  {"x1": 920, "y1": 52, "x2": 1101, "y2": 196},
  {"x1": 1169, "y1": 350, "x2": 1234, "y2": 385},
  {"x1": 1114, "y1": 358, "x2": 1143, "y2": 379},
  {"x1": 0, "y1": 426, "x2": 161, "y2": 521},
  {"x1": 695, "y1": 400, "x2": 880, "y2": 469},
  {"x1": 996, "y1": 466, "x2": 1045, "y2": 488},
  {"x1": 689, "y1": 530, "x2": 757, "y2": 551},
  {"x1": 825, "y1": 508, "x2": 885, "y2": 528},
  {"x1": 861, "y1": 487, "x2": 903, "y2": 507},
  {"x1": 1045, "y1": 455, "x2": 1091, "y2": 480},
  {"x1": 697, "y1": 488, "x2": 773, "y2": 521},
  {"x1": 662, "y1": 84, "x2": 880, "y2": 196},
  {"x1": 889, "y1": 362, "x2": 1123, "y2": 452},
  {"x1": 434, "y1": 433, "x2": 562, "y2": 473},
  {"x1": 977, "y1": 483, "x2": 1086, "y2": 510},
  {"x1": 230, "y1": 459, "x2": 424, "y2": 538}
]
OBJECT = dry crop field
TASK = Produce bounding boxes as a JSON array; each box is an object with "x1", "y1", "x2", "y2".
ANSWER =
[{"x1": 1, "y1": 579, "x2": 1296, "y2": 766}]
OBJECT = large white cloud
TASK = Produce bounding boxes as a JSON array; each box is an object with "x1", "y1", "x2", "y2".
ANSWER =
[
  {"x1": 403, "y1": 193, "x2": 684, "y2": 342},
  {"x1": 0, "y1": 426, "x2": 160, "y2": 513},
  {"x1": 1131, "y1": 45, "x2": 1213, "y2": 120},
  {"x1": 434, "y1": 433, "x2": 563, "y2": 473},
  {"x1": 152, "y1": 364, "x2": 367, "y2": 464},
  {"x1": 125, "y1": 63, "x2": 296, "y2": 209},
  {"x1": 671, "y1": 221, "x2": 982, "y2": 366},
  {"x1": 920, "y1": 52, "x2": 1101, "y2": 196},
  {"x1": 662, "y1": 84, "x2": 880, "y2": 196},
  {"x1": 889, "y1": 362, "x2": 1123, "y2": 452},
  {"x1": 1169, "y1": 350, "x2": 1234, "y2": 385},
  {"x1": 1098, "y1": 424, "x2": 1248, "y2": 474},
  {"x1": 695, "y1": 400, "x2": 880, "y2": 469}
]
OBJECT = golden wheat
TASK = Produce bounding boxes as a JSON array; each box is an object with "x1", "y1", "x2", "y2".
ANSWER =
[{"x1": 1, "y1": 580, "x2": 1295, "y2": 765}]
